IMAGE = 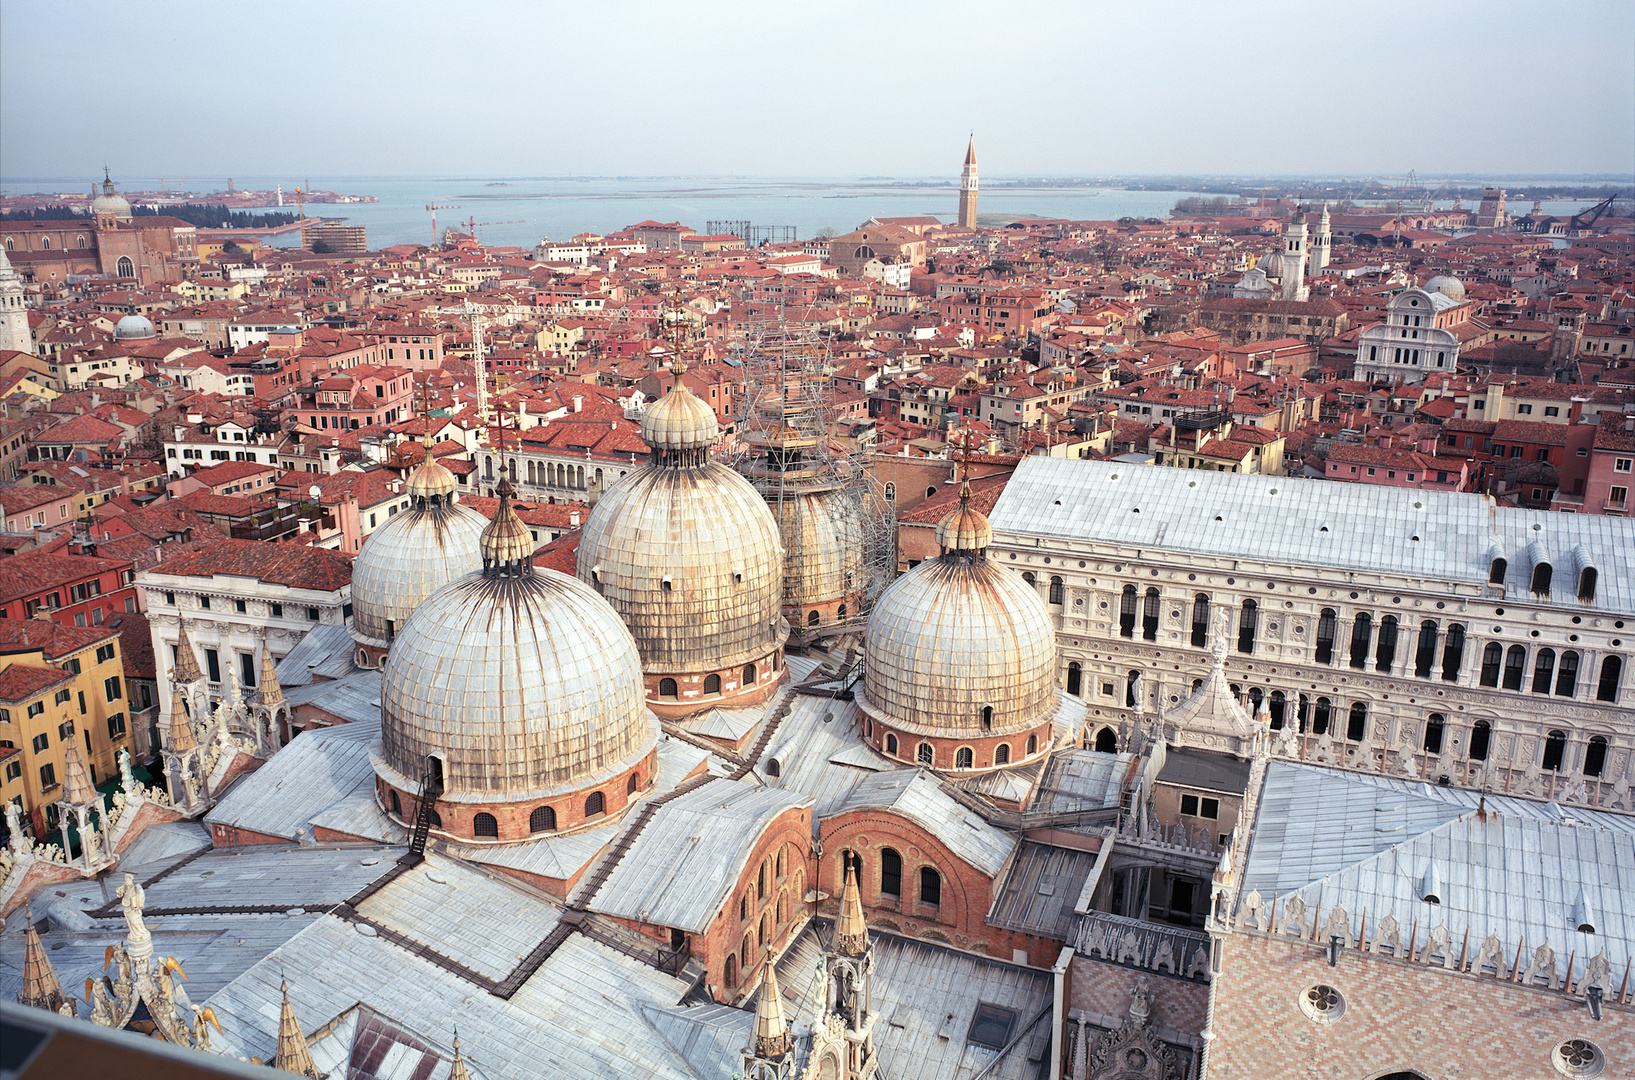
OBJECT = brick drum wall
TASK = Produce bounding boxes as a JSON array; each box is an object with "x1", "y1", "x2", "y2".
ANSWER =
[{"x1": 1206, "y1": 934, "x2": 1633, "y2": 1080}]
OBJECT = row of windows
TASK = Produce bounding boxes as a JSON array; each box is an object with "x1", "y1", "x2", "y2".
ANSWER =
[
  {"x1": 657, "y1": 663, "x2": 762, "y2": 699},
  {"x1": 881, "y1": 730, "x2": 1038, "y2": 768},
  {"x1": 841, "y1": 849, "x2": 942, "y2": 907},
  {"x1": 1477, "y1": 645, "x2": 1621, "y2": 702},
  {"x1": 387, "y1": 776, "x2": 638, "y2": 837},
  {"x1": 162, "y1": 593, "x2": 320, "y2": 622}
]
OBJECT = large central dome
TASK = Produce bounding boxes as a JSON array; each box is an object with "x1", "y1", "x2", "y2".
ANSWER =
[
  {"x1": 860, "y1": 484, "x2": 1059, "y2": 774},
  {"x1": 375, "y1": 481, "x2": 657, "y2": 842},
  {"x1": 576, "y1": 363, "x2": 787, "y2": 716}
]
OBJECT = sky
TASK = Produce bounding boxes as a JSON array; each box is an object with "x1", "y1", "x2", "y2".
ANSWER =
[{"x1": 2, "y1": 0, "x2": 1632, "y2": 182}]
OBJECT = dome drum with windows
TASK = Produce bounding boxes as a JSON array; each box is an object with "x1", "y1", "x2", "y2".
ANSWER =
[
  {"x1": 373, "y1": 478, "x2": 658, "y2": 844},
  {"x1": 859, "y1": 483, "x2": 1060, "y2": 775},
  {"x1": 578, "y1": 363, "x2": 789, "y2": 718}
]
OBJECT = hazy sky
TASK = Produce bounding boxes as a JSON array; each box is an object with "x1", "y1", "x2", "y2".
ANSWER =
[{"x1": 2, "y1": 0, "x2": 1631, "y2": 181}]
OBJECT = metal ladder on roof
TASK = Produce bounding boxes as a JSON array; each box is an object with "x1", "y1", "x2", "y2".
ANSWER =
[{"x1": 403, "y1": 759, "x2": 443, "y2": 867}]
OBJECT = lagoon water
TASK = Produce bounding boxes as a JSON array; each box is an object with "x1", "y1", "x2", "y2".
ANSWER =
[{"x1": 2, "y1": 174, "x2": 1607, "y2": 251}]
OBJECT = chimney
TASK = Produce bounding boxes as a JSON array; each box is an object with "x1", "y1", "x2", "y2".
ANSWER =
[
  {"x1": 573, "y1": 394, "x2": 584, "y2": 413},
  {"x1": 570, "y1": 511, "x2": 581, "y2": 527}
]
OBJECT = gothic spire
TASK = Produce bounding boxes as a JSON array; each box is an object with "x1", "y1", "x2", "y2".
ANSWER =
[
  {"x1": 17, "y1": 905, "x2": 72, "y2": 1014},
  {"x1": 167, "y1": 683, "x2": 197, "y2": 753},
  {"x1": 61, "y1": 734, "x2": 95, "y2": 806},
  {"x1": 449, "y1": 1032, "x2": 472, "y2": 1080},
  {"x1": 835, "y1": 861, "x2": 869, "y2": 956},
  {"x1": 752, "y1": 949, "x2": 793, "y2": 1059},
  {"x1": 172, "y1": 620, "x2": 204, "y2": 685},
  {"x1": 274, "y1": 980, "x2": 320, "y2": 1079},
  {"x1": 253, "y1": 635, "x2": 284, "y2": 707}
]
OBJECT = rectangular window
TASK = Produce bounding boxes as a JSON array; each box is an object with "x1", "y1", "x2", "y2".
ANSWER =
[
  {"x1": 54, "y1": 689, "x2": 70, "y2": 705},
  {"x1": 164, "y1": 591, "x2": 176, "y2": 605},
  {"x1": 1616, "y1": 459, "x2": 1633, "y2": 473},
  {"x1": 1180, "y1": 794, "x2": 1198, "y2": 816},
  {"x1": 26, "y1": 702, "x2": 43, "y2": 719},
  {"x1": 235, "y1": 598, "x2": 247, "y2": 613},
  {"x1": 39, "y1": 763, "x2": 56, "y2": 790},
  {"x1": 107, "y1": 712, "x2": 126, "y2": 740},
  {"x1": 1610, "y1": 486, "x2": 1628, "y2": 508},
  {"x1": 306, "y1": 607, "x2": 320, "y2": 621},
  {"x1": 32, "y1": 732, "x2": 48, "y2": 752},
  {"x1": 103, "y1": 676, "x2": 122, "y2": 702},
  {"x1": 64, "y1": 657, "x2": 81, "y2": 675},
  {"x1": 57, "y1": 720, "x2": 74, "y2": 741},
  {"x1": 239, "y1": 652, "x2": 256, "y2": 688},
  {"x1": 270, "y1": 603, "x2": 283, "y2": 618},
  {"x1": 4, "y1": 761, "x2": 18, "y2": 782},
  {"x1": 1518, "y1": 404, "x2": 1532, "y2": 414},
  {"x1": 1544, "y1": 406, "x2": 1559, "y2": 417},
  {"x1": 200, "y1": 595, "x2": 210, "y2": 609}
]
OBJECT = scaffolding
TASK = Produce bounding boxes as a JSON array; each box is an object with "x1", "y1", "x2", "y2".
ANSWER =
[
  {"x1": 728, "y1": 313, "x2": 894, "y2": 644},
  {"x1": 706, "y1": 221, "x2": 799, "y2": 247}
]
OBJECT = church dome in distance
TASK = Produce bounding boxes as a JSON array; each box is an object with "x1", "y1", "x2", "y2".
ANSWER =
[
  {"x1": 1425, "y1": 275, "x2": 1465, "y2": 301},
  {"x1": 114, "y1": 314, "x2": 156, "y2": 341},
  {"x1": 91, "y1": 171, "x2": 133, "y2": 222}
]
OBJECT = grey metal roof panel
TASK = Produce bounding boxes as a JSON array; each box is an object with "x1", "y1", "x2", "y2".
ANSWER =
[
  {"x1": 275, "y1": 623, "x2": 359, "y2": 688},
  {"x1": 587, "y1": 780, "x2": 812, "y2": 933},
  {"x1": 282, "y1": 670, "x2": 384, "y2": 724},
  {"x1": 989, "y1": 840, "x2": 1102, "y2": 938},
  {"x1": 1036, "y1": 751, "x2": 1132, "y2": 814},
  {"x1": 760, "y1": 694, "x2": 872, "y2": 825},
  {"x1": 205, "y1": 720, "x2": 380, "y2": 841},
  {"x1": 109, "y1": 819, "x2": 211, "y2": 869},
  {"x1": 989, "y1": 457, "x2": 1635, "y2": 613},
  {"x1": 836, "y1": 770, "x2": 1016, "y2": 877}
]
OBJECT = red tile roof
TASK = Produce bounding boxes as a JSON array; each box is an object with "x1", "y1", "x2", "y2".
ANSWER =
[{"x1": 146, "y1": 538, "x2": 352, "y2": 592}]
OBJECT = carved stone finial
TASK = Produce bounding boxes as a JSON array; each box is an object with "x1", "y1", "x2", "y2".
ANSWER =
[{"x1": 118, "y1": 872, "x2": 150, "y2": 952}]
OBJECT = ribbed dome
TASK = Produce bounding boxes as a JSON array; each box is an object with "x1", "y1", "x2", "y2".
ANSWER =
[
  {"x1": 935, "y1": 500, "x2": 993, "y2": 554},
  {"x1": 379, "y1": 567, "x2": 655, "y2": 799},
  {"x1": 577, "y1": 464, "x2": 785, "y2": 671},
  {"x1": 862, "y1": 544, "x2": 1058, "y2": 738},
  {"x1": 640, "y1": 364, "x2": 720, "y2": 452},
  {"x1": 350, "y1": 489, "x2": 488, "y2": 650},
  {"x1": 481, "y1": 479, "x2": 535, "y2": 569},
  {"x1": 776, "y1": 489, "x2": 862, "y2": 608},
  {"x1": 407, "y1": 456, "x2": 458, "y2": 500},
  {"x1": 114, "y1": 315, "x2": 156, "y2": 341}
]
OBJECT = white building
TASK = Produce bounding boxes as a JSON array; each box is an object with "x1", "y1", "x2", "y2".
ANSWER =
[
  {"x1": 988, "y1": 456, "x2": 1635, "y2": 814},
  {"x1": 136, "y1": 539, "x2": 354, "y2": 739},
  {"x1": 1353, "y1": 277, "x2": 1478, "y2": 384}
]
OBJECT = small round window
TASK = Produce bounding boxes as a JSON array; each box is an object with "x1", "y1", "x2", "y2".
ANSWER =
[
  {"x1": 1552, "y1": 1039, "x2": 1604, "y2": 1079},
  {"x1": 1298, "y1": 984, "x2": 1345, "y2": 1024}
]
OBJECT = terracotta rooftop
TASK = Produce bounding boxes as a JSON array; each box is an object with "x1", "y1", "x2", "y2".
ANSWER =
[{"x1": 144, "y1": 538, "x2": 352, "y2": 592}]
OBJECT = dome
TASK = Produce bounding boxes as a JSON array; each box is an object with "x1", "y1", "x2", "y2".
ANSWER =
[
  {"x1": 861, "y1": 489, "x2": 1057, "y2": 741},
  {"x1": 349, "y1": 473, "x2": 488, "y2": 652},
  {"x1": 776, "y1": 489, "x2": 863, "y2": 612},
  {"x1": 640, "y1": 363, "x2": 720, "y2": 453},
  {"x1": 577, "y1": 363, "x2": 786, "y2": 712},
  {"x1": 91, "y1": 172, "x2": 132, "y2": 222},
  {"x1": 577, "y1": 462, "x2": 785, "y2": 673},
  {"x1": 1257, "y1": 251, "x2": 1283, "y2": 276},
  {"x1": 114, "y1": 315, "x2": 156, "y2": 341},
  {"x1": 379, "y1": 487, "x2": 655, "y2": 803},
  {"x1": 1425, "y1": 275, "x2": 1465, "y2": 301}
]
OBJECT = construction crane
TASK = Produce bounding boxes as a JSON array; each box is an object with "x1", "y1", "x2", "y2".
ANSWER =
[
  {"x1": 426, "y1": 203, "x2": 460, "y2": 248},
  {"x1": 291, "y1": 187, "x2": 306, "y2": 220},
  {"x1": 1569, "y1": 193, "x2": 1618, "y2": 234},
  {"x1": 465, "y1": 216, "x2": 522, "y2": 243}
]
